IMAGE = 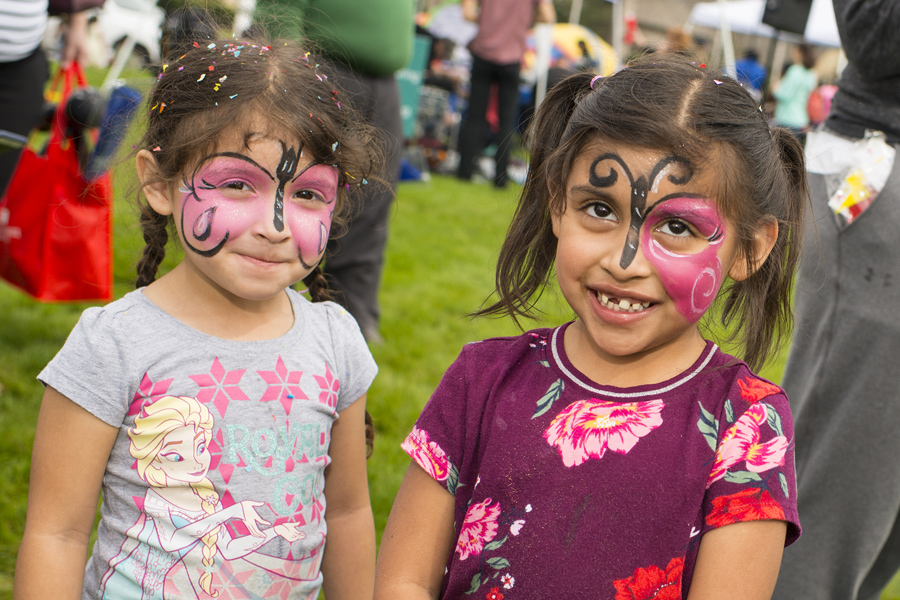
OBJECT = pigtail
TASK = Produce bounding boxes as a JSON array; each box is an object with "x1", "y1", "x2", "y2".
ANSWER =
[
  {"x1": 302, "y1": 264, "x2": 334, "y2": 303},
  {"x1": 476, "y1": 72, "x2": 596, "y2": 323},
  {"x1": 135, "y1": 206, "x2": 170, "y2": 288},
  {"x1": 720, "y1": 127, "x2": 807, "y2": 371}
]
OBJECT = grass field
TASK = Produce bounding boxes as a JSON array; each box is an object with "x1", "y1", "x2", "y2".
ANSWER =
[{"x1": 2, "y1": 69, "x2": 900, "y2": 600}]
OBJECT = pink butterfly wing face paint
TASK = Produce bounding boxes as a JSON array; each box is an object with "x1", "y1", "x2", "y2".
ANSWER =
[
  {"x1": 284, "y1": 164, "x2": 339, "y2": 268},
  {"x1": 640, "y1": 196, "x2": 728, "y2": 322},
  {"x1": 179, "y1": 150, "x2": 338, "y2": 268}
]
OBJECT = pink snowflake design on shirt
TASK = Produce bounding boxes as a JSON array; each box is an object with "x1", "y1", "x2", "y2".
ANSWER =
[
  {"x1": 257, "y1": 356, "x2": 308, "y2": 415},
  {"x1": 313, "y1": 364, "x2": 340, "y2": 409},
  {"x1": 189, "y1": 357, "x2": 249, "y2": 417}
]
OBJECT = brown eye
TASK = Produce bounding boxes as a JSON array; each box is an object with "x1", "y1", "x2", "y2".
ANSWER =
[{"x1": 659, "y1": 219, "x2": 692, "y2": 237}]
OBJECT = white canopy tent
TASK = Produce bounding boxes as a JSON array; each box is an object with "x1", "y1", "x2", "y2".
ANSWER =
[{"x1": 688, "y1": 0, "x2": 841, "y2": 48}]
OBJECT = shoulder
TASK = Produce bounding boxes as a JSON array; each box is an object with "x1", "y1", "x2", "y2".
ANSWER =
[
  {"x1": 289, "y1": 290, "x2": 365, "y2": 339},
  {"x1": 68, "y1": 290, "x2": 158, "y2": 342}
]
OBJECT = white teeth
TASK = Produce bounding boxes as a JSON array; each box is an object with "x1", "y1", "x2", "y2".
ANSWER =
[{"x1": 597, "y1": 292, "x2": 651, "y2": 313}]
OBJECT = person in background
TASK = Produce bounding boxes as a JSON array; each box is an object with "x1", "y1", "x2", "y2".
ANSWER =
[
  {"x1": 772, "y1": 44, "x2": 818, "y2": 140},
  {"x1": 0, "y1": 0, "x2": 90, "y2": 196},
  {"x1": 771, "y1": 1, "x2": 900, "y2": 599},
  {"x1": 258, "y1": 0, "x2": 415, "y2": 344},
  {"x1": 456, "y1": 0, "x2": 555, "y2": 189},
  {"x1": 574, "y1": 39, "x2": 599, "y2": 73},
  {"x1": 735, "y1": 48, "x2": 767, "y2": 104}
]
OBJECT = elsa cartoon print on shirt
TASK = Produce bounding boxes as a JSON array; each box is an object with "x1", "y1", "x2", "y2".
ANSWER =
[{"x1": 100, "y1": 395, "x2": 320, "y2": 600}]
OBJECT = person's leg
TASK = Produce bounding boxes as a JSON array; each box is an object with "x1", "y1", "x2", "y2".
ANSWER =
[
  {"x1": 773, "y1": 161, "x2": 900, "y2": 600},
  {"x1": 0, "y1": 48, "x2": 49, "y2": 196},
  {"x1": 456, "y1": 54, "x2": 492, "y2": 181},
  {"x1": 323, "y1": 64, "x2": 402, "y2": 342},
  {"x1": 492, "y1": 61, "x2": 521, "y2": 189}
]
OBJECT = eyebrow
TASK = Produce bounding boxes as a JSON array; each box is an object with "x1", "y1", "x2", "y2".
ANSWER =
[
  {"x1": 162, "y1": 439, "x2": 183, "y2": 449},
  {"x1": 196, "y1": 152, "x2": 276, "y2": 182}
]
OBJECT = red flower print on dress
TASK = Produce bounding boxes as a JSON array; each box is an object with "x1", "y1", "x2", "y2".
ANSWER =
[
  {"x1": 707, "y1": 403, "x2": 788, "y2": 487},
  {"x1": 738, "y1": 377, "x2": 781, "y2": 404},
  {"x1": 706, "y1": 488, "x2": 786, "y2": 528},
  {"x1": 456, "y1": 498, "x2": 501, "y2": 561},
  {"x1": 544, "y1": 399, "x2": 664, "y2": 467},
  {"x1": 486, "y1": 587, "x2": 504, "y2": 600},
  {"x1": 613, "y1": 556, "x2": 683, "y2": 600},
  {"x1": 401, "y1": 426, "x2": 450, "y2": 481}
]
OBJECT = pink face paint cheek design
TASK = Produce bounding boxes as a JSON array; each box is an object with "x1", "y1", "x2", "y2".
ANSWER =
[
  {"x1": 179, "y1": 160, "x2": 273, "y2": 256},
  {"x1": 285, "y1": 165, "x2": 339, "y2": 268},
  {"x1": 640, "y1": 197, "x2": 727, "y2": 322}
]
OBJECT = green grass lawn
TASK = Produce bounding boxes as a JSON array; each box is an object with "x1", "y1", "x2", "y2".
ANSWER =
[{"x1": 2, "y1": 70, "x2": 900, "y2": 599}]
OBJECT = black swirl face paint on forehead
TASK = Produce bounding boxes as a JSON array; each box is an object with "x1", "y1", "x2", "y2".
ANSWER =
[{"x1": 589, "y1": 153, "x2": 693, "y2": 269}]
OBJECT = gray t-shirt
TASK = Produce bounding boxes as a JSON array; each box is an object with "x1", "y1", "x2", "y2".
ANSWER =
[{"x1": 39, "y1": 288, "x2": 377, "y2": 600}]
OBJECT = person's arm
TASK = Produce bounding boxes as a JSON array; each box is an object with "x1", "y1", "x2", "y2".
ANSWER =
[
  {"x1": 320, "y1": 395, "x2": 376, "y2": 600},
  {"x1": 61, "y1": 11, "x2": 90, "y2": 68},
  {"x1": 686, "y1": 520, "x2": 788, "y2": 600},
  {"x1": 374, "y1": 463, "x2": 457, "y2": 600},
  {"x1": 14, "y1": 387, "x2": 119, "y2": 600},
  {"x1": 535, "y1": 0, "x2": 556, "y2": 24},
  {"x1": 461, "y1": 0, "x2": 479, "y2": 23}
]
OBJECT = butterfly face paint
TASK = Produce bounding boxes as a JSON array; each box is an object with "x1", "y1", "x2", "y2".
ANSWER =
[
  {"x1": 179, "y1": 144, "x2": 338, "y2": 269},
  {"x1": 588, "y1": 153, "x2": 729, "y2": 322},
  {"x1": 640, "y1": 196, "x2": 727, "y2": 322}
]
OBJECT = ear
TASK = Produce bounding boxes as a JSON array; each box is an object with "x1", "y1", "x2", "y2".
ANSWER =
[
  {"x1": 136, "y1": 149, "x2": 174, "y2": 216},
  {"x1": 728, "y1": 217, "x2": 779, "y2": 282},
  {"x1": 549, "y1": 182, "x2": 563, "y2": 239}
]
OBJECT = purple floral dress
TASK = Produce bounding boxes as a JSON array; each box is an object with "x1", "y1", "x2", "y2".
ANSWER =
[{"x1": 403, "y1": 324, "x2": 800, "y2": 600}]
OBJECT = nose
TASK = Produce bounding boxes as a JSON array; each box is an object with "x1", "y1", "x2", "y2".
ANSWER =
[
  {"x1": 251, "y1": 195, "x2": 292, "y2": 243},
  {"x1": 599, "y1": 228, "x2": 654, "y2": 281}
]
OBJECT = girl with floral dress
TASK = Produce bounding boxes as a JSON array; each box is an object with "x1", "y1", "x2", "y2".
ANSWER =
[{"x1": 375, "y1": 55, "x2": 808, "y2": 600}]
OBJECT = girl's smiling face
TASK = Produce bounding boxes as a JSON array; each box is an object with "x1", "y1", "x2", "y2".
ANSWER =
[
  {"x1": 551, "y1": 140, "x2": 744, "y2": 381},
  {"x1": 143, "y1": 119, "x2": 341, "y2": 304}
]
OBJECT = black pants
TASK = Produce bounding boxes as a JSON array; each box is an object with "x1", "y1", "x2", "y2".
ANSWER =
[
  {"x1": 0, "y1": 48, "x2": 49, "y2": 197},
  {"x1": 456, "y1": 53, "x2": 520, "y2": 187},
  {"x1": 322, "y1": 61, "x2": 403, "y2": 338}
]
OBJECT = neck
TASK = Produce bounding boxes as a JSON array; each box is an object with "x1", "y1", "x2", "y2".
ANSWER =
[
  {"x1": 561, "y1": 321, "x2": 708, "y2": 388},
  {"x1": 142, "y1": 263, "x2": 295, "y2": 341}
]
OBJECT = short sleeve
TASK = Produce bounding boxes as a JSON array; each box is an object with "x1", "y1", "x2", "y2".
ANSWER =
[
  {"x1": 701, "y1": 374, "x2": 801, "y2": 546},
  {"x1": 38, "y1": 306, "x2": 133, "y2": 427},
  {"x1": 322, "y1": 301, "x2": 377, "y2": 412},
  {"x1": 401, "y1": 344, "x2": 477, "y2": 497}
]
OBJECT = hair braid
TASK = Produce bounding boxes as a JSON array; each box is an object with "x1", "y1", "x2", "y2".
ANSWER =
[
  {"x1": 301, "y1": 265, "x2": 333, "y2": 303},
  {"x1": 135, "y1": 207, "x2": 170, "y2": 288},
  {"x1": 192, "y1": 479, "x2": 221, "y2": 597}
]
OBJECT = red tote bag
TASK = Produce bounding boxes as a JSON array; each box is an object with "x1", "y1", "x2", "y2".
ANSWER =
[{"x1": 0, "y1": 63, "x2": 113, "y2": 302}]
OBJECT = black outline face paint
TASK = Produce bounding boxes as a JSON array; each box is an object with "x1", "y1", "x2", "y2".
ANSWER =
[
  {"x1": 178, "y1": 144, "x2": 336, "y2": 265},
  {"x1": 273, "y1": 143, "x2": 299, "y2": 233},
  {"x1": 588, "y1": 153, "x2": 693, "y2": 269}
]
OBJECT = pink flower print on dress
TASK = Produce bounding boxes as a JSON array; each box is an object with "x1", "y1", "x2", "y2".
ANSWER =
[
  {"x1": 707, "y1": 403, "x2": 789, "y2": 487},
  {"x1": 456, "y1": 498, "x2": 501, "y2": 561},
  {"x1": 543, "y1": 399, "x2": 664, "y2": 467},
  {"x1": 401, "y1": 426, "x2": 451, "y2": 482}
]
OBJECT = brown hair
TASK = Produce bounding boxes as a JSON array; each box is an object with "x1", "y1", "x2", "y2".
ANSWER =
[
  {"x1": 478, "y1": 55, "x2": 808, "y2": 371},
  {"x1": 133, "y1": 37, "x2": 379, "y2": 301}
]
